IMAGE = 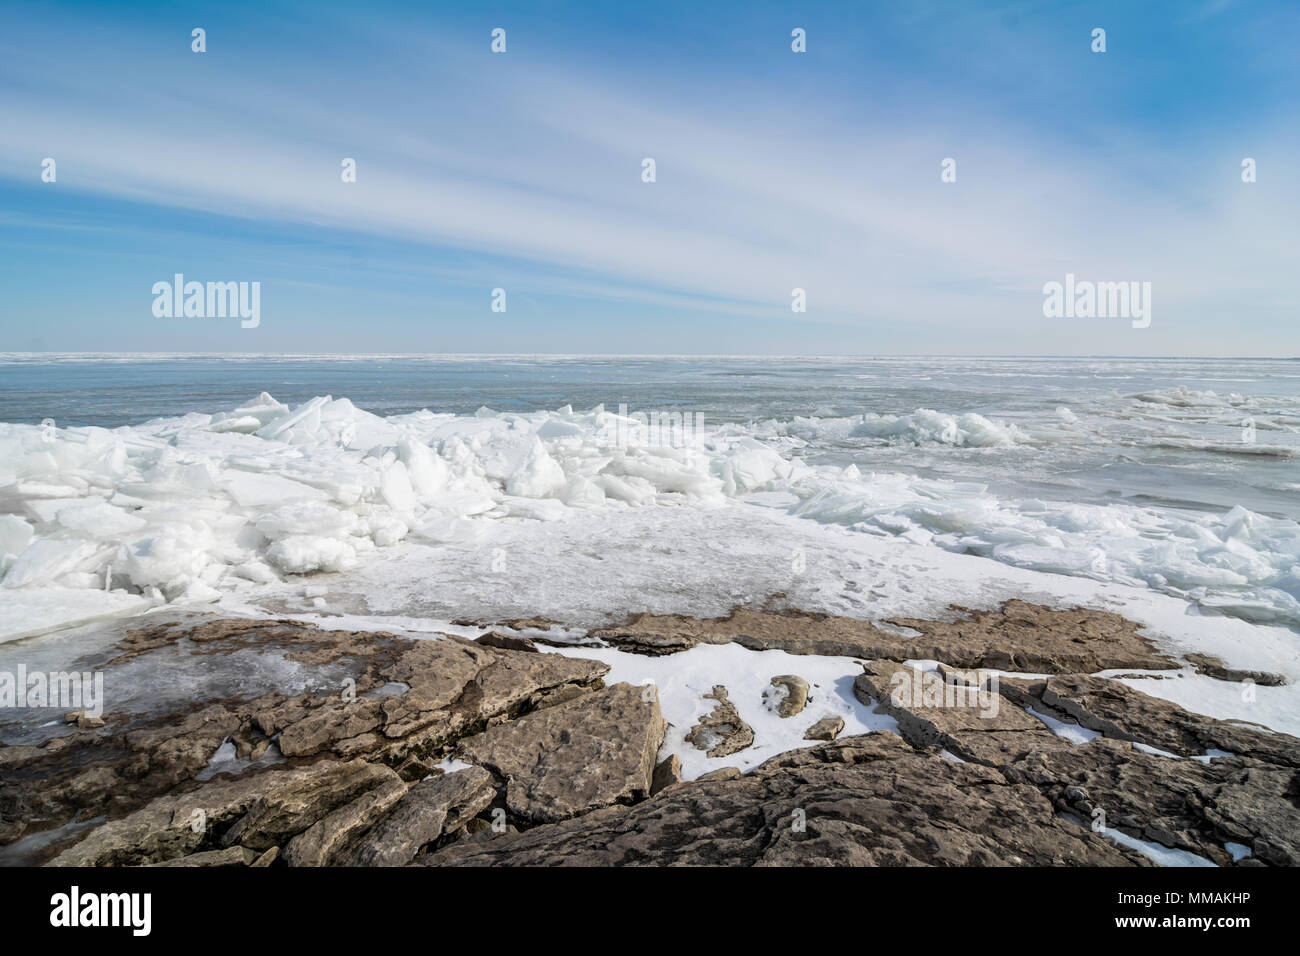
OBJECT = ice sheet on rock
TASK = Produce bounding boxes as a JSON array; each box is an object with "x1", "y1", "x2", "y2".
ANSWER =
[{"x1": 0, "y1": 587, "x2": 152, "y2": 644}]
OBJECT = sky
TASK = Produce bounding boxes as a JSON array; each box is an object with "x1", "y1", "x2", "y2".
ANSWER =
[{"x1": 0, "y1": 0, "x2": 1296, "y2": 356}]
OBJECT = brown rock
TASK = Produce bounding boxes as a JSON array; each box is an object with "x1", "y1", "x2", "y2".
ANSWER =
[
  {"x1": 765, "y1": 675, "x2": 809, "y2": 718},
  {"x1": 1185, "y1": 653, "x2": 1288, "y2": 687},
  {"x1": 422, "y1": 735, "x2": 1147, "y2": 867},
  {"x1": 803, "y1": 716, "x2": 844, "y2": 741},
  {"x1": 686, "y1": 685, "x2": 754, "y2": 758},
  {"x1": 854, "y1": 661, "x2": 1059, "y2": 766},
  {"x1": 588, "y1": 600, "x2": 1176, "y2": 673},
  {"x1": 220, "y1": 759, "x2": 398, "y2": 852},
  {"x1": 455, "y1": 683, "x2": 666, "y2": 824},
  {"x1": 651, "y1": 755, "x2": 683, "y2": 794},
  {"x1": 338, "y1": 767, "x2": 495, "y2": 866},
  {"x1": 282, "y1": 776, "x2": 408, "y2": 866},
  {"x1": 149, "y1": 846, "x2": 256, "y2": 867}
]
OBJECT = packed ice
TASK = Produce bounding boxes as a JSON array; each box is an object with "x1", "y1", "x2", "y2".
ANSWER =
[{"x1": 1, "y1": 390, "x2": 1299, "y2": 643}]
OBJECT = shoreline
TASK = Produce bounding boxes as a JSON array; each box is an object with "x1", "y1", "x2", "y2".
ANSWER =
[{"x1": 2, "y1": 599, "x2": 1296, "y2": 868}]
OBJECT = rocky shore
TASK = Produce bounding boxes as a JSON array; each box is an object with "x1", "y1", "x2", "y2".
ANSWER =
[{"x1": 1, "y1": 602, "x2": 1295, "y2": 867}]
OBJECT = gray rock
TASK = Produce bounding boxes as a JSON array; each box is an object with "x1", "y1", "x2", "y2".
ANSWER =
[
  {"x1": 338, "y1": 766, "x2": 495, "y2": 866},
  {"x1": 455, "y1": 683, "x2": 666, "y2": 824},
  {"x1": 422, "y1": 735, "x2": 1147, "y2": 867},
  {"x1": 282, "y1": 775, "x2": 408, "y2": 866}
]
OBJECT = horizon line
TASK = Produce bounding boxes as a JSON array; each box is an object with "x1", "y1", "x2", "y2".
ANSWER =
[{"x1": 1, "y1": 352, "x2": 1297, "y2": 362}]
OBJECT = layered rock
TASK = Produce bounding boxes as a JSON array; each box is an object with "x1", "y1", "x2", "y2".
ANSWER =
[
  {"x1": 455, "y1": 683, "x2": 665, "y2": 824},
  {"x1": 423, "y1": 735, "x2": 1148, "y2": 866},
  {"x1": 0, "y1": 616, "x2": 608, "y2": 850},
  {"x1": 588, "y1": 600, "x2": 1177, "y2": 672}
]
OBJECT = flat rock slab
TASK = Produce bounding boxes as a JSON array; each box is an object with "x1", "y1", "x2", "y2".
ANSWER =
[
  {"x1": 1031, "y1": 674, "x2": 1300, "y2": 767},
  {"x1": 804, "y1": 715, "x2": 845, "y2": 741},
  {"x1": 1006, "y1": 738, "x2": 1300, "y2": 867},
  {"x1": 854, "y1": 660, "x2": 1062, "y2": 765},
  {"x1": 588, "y1": 600, "x2": 1177, "y2": 673},
  {"x1": 456, "y1": 683, "x2": 665, "y2": 824},
  {"x1": 424, "y1": 735, "x2": 1148, "y2": 867}
]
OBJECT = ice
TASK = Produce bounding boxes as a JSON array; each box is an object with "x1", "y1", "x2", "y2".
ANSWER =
[
  {"x1": 55, "y1": 500, "x2": 148, "y2": 536},
  {"x1": 222, "y1": 471, "x2": 327, "y2": 508},
  {"x1": 0, "y1": 515, "x2": 34, "y2": 556},
  {"x1": 3, "y1": 539, "x2": 100, "y2": 588},
  {"x1": 504, "y1": 438, "x2": 566, "y2": 498},
  {"x1": 266, "y1": 535, "x2": 357, "y2": 574},
  {"x1": 3, "y1": 388, "x2": 1300, "y2": 676},
  {"x1": 0, "y1": 587, "x2": 152, "y2": 644}
]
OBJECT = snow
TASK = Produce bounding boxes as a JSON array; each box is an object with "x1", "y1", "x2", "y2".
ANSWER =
[{"x1": 537, "y1": 641, "x2": 895, "y2": 780}]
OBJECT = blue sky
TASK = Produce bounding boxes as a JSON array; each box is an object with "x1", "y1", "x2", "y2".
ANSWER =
[{"x1": 0, "y1": 0, "x2": 1296, "y2": 355}]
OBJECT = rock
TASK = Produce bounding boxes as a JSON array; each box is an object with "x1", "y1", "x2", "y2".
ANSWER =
[
  {"x1": 803, "y1": 716, "x2": 844, "y2": 741},
  {"x1": 1024, "y1": 674, "x2": 1300, "y2": 768},
  {"x1": 1005, "y1": 738, "x2": 1300, "y2": 867},
  {"x1": 395, "y1": 756, "x2": 437, "y2": 782},
  {"x1": 686, "y1": 686, "x2": 754, "y2": 758},
  {"x1": 854, "y1": 661, "x2": 1059, "y2": 766},
  {"x1": 220, "y1": 760, "x2": 398, "y2": 852},
  {"x1": 250, "y1": 846, "x2": 279, "y2": 867},
  {"x1": 76, "y1": 715, "x2": 106, "y2": 730},
  {"x1": 588, "y1": 600, "x2": 1176, "y2": 673},
  {"x1": 149, "y1": 846, "x2": 256, "y2": 867},
  {"x1": 422, "y1": 735, "x2": 1147, "y2": 867},
  {"x1": 475, "y1": 632, "x2": 538, "y2": 653},
  {"x1": 765, "y1": 675, "x2": 809, "y2": 718},
  {"x1": 696, "y1": 767, "x2": 742, "y2": 781},
  {"x1": 282, "y1": 776, "x2": 408, "y2": 866},
  {"x1": 1185, "y1": 653, "x2": 1288, "y2": 687},
  {"x1": 338, "y1": 767, "x2": 495, "y2": 866},
  {"x1": 455, "y1": 683, "x2": 666, "y2": 824},
  {"x1": 0, "y1": 616, "x2": 609, "y2": 852},
  {"x1": 651, "y1": 755, "x2": 682, "y2": 794},
  {"x1": 49, "y1": 759, "x2": 387, "y2": 866}
]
